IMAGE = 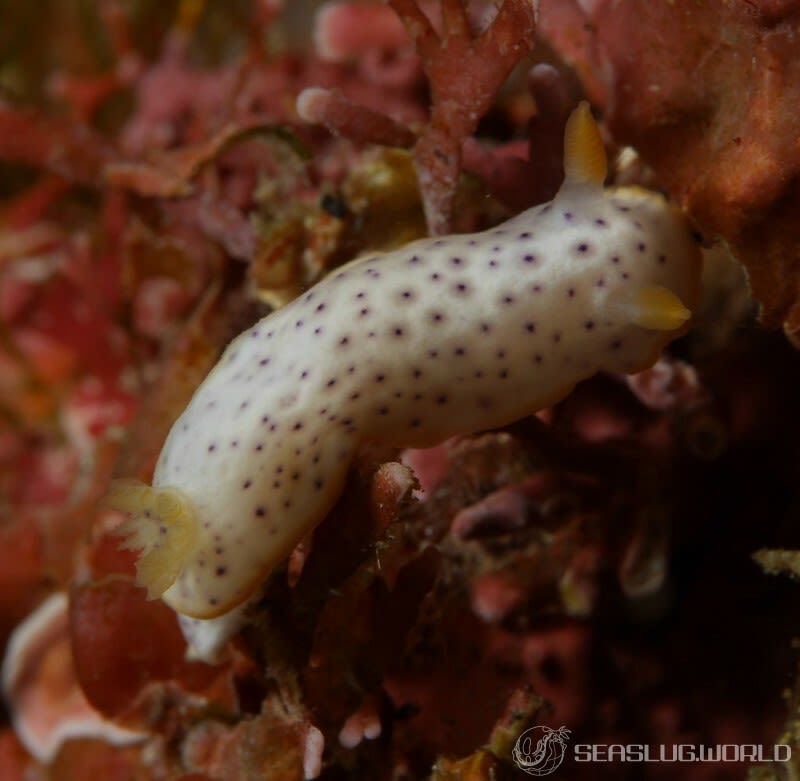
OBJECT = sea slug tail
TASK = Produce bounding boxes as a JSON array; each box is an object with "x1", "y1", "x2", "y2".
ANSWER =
[{"x1": 105, "y1": 480, "x2": 198, "y2": 599}]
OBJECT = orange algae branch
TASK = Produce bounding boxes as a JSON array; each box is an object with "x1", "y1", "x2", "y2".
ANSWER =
[
  {"x1": 0, "y1": 105, "x2": 116, "y2": 185},
  {"x1": 105, "y1": 121, "x2": 300, "y2": 199},
  {"x1": 296, "y1": 87, "x2": 418, "y2": 149},
  {"x1": 388, "y1": 0, "x2": 539, "y2": 234}
]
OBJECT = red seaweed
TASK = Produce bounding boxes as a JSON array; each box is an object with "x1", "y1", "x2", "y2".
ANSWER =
[{"x1": 388, "y1": 0, "x2": 538, "y2": 233}]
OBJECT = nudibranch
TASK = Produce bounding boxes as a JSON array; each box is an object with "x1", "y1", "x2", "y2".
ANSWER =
[{"x1": 110, "y1": 102, "x2": 702, "y2": 625}]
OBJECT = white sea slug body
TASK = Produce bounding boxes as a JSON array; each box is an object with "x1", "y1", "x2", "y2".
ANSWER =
[{"x1": 111, "y1": 103, "x2": 702, "y2": 622}]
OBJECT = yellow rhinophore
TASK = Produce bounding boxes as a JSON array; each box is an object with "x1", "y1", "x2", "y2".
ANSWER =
[{"x1": 563, "y1": 101, "x2": 608, "y2": 187}]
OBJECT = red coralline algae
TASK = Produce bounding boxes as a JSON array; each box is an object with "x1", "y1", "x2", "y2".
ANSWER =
[
  {"x1": 2, "y1": 593, "x2": 146, "y2": 763},
  {"x1": 3, "y1": 2, "x2": 800, "y2": 780},
  {"x1": 181, "y1": 705, "x2": 324, "y2": 781},
  {"x1": 314, "y1": 2, "x2": 412, "y2": 61},
  {"x1": 470, "y1": 573, "x2": 525, "y2": 623},
  {"x1": 69, "y1": 578, "x2": 219, "y2": 718},
  {"x1": 0, "y1": 523, "x2": 48, "y2": 649},
  {"x1": 389, "y1": 0, "x2": 539, "y2": 233},
  {"x1": 625, "y1": 356, "x2": 708, "y2": 413},
  {"x1": 337, "y1": 696, "x2": 382, "y2": 749},
  {"x1": 302, "y1": 0, "x2": 540, "y2": 233},
  {"x1": 0, "y1": 105, "x2": 116, "y2": 185}
]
